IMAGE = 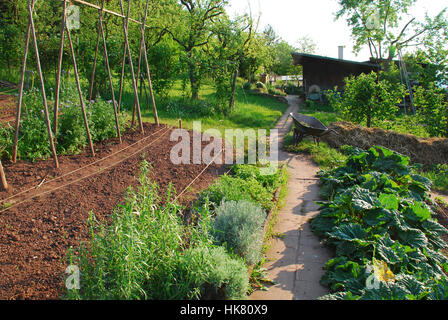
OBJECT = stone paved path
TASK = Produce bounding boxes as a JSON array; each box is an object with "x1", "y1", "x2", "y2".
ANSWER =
[{"x1": 250, "y1": 95, "x2": 332, "y2": 300}]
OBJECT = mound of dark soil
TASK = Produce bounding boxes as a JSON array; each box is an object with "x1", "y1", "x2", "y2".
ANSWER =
[{"x1": 323, "y1": 121, "x2": 448, "y2": 166}]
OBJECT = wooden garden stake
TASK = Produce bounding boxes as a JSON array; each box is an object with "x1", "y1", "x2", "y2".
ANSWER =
[
  {"x1": 142, "y1": 37, "x2": 160, "y2": 126},
  {"x1": 88, "y1": 0, "x2": 102, "y2": 104},
  {"x1": 131, "y1": 1, "x2": 150, "y2": 127},
  {"x1": 12, "y1": 0, "x2": 35, "y2": 163},
  {"x1": 119, "y1": 0, "x2": 144, "y2": 133},
  {"x1": 28, "y1": 0, "x2": 59, "y2": 168},
  {"x1": 98, "y1": 0, "x2": 122, "y2": 143},
  {"x1": 137, "y1": 1, "x2": 159, "y2": 126},
  {"x1": 117, "y1": 3, "x2": 131, "y2": 114},
  {"x1": 53, "y1": 0, "x2": 67, "y2": 136},
  {"x1": 65, "y1": 15, "x2": 96, "y2": 157},
  {"x1": 0, "y1": 160, "x2": 8, "y2": 191},
  {"x1": 117, "y1": 44, "x2": 127, "y2": 114}
]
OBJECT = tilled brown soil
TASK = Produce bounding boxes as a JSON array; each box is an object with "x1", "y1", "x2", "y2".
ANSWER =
[
  {"x1": 0, "y1": 94, "x2": 15, "y2": 124},
  {"x1": 0, "y1": 122, "x2": 227, "y2": 300}
]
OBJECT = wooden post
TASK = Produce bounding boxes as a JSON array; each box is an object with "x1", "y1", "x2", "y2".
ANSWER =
[
  {"x1": 53, "y1": 0, "x2": 67, "y2": 137},
  {"x1": 0, "y1": 160, "x2": 7, "y2": 191},
  {"x1": 65, "y1": 15, "x2": 96, "y2": 157},
  {"x1": 141, "y1": 35, "x2": 160, "y2": 126},
  {"x1": 137, "y1": 1, "x2": 159, "y2": 126},
  {"x1": 119, "y1": 0, "x2": 144, "y2": 133},
  {"x1": 88, "y1": 0, "x2": 102, "y2": 103},
  {"x1": 28, "y1": 0, "x2": 59, "y2": 168},
  {"x1": 99, "y1": 0, "x2": 122, "y2": 143},
  {"x1": 12, "y1": 0, "x2": 35, "y2": 163},
  {"x1": 117, "y1": 2, "x2": 131, "y2": 114},
  {"x1": 179, "y1": 118, "x2": 182, "y2": 129}
]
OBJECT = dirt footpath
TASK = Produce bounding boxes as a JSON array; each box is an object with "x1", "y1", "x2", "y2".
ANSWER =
[{"x1": 250, "y1": 96, "x2": 332, "y2": 300}]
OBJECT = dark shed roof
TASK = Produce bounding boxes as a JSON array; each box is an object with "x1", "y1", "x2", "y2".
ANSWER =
[
  {"x1": 292, "y1": 52, "x2": 380, "y2": 69},
  {"x1": 291, "y1": 52, "x2": 381, "y2": 93}
]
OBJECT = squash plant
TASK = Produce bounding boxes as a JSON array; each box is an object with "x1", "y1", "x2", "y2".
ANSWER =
[{"x1": 312, "y1": 146, "x2": 448, "y2": 300}]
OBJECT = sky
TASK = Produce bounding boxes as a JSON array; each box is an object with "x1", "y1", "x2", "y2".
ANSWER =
[{"x1": 227, "y1": 0, "x2": 448, "y2": 62}]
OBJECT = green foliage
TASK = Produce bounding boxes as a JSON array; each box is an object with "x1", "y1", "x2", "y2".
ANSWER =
[
  {"x1": 267, "y1": 87, "x2": 287, "y2": 97},
  {"x1": 419, "y1": 164, "x2": 448, "y2": 194},
  {"x1": 414, "y1": 83, "x2": 448, "y2": 137},
  {"x1": 335, "y1": 0, "x2": 448, "y2": 62},
  {"x1": 311, "y1": 146, "x2": 448, "y2": 300},
  {"x1": 327, "y1": 72, "x2": 406, "y2": 128},
  {"x1": 243, "y1": 81, "x2": 252, "y2": 91},
  {"x1": 232, "y1": 163, "x2": 285, "y2": 194},
  {"x1": 0, "y1": 81, "x2": 127, "y2": 161},
  {"x1": 198, "y1": 174, "x2": 274, "y2": 211},
  {"x1": 88, "y1": 99, "x2": 127, "y2": 142},
  {"x1": 164, "y1": 98, "x2": 216, "y2": 118},
  {"x1": 64, "y1": 161, "x2": 249, "y2": 300},
  {"x1": 212, "y1": 200, "x2": 266, "y2": 265},
  {"x1": 174, "y1": 245, "x2": 249, "y2": 300}
]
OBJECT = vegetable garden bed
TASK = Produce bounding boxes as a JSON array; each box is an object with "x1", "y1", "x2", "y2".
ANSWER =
[
  {"x1": 312, "y1": 146, "x2": 448, "y2": 300},
  {"x1": 0, "y1": 122, "x2": 227, "y2": 300},
  {"x1": 63, "y1": 162, "x2": 287, "y2": 300}
]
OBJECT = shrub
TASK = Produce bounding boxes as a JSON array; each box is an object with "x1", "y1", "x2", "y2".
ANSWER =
[
  {"x1": 232, "y1": 163, "x2": 283, "y2": 194},
  {"x1": 174, "y1": 245, "x2": 249, "y2": 300},
  {"x1": 212, "y1": 200, "x2": 266, "y2": 265},
  {"x1": 267, "y1": 87, "x2": 287, "y2": 96},
  {"x1": 88, "y1": 98, "x2": 126, "y2": 142},
  {"x1": 283, "y1": 82, "x2": 302, "y2": 95},
  {"x1": 327, "y1": 71, "x2": 406, "y2": 128},
  {"x1": 243, "y1": 81, "x2": 252, "y2": 91},
  {"x1": 198, "y1": 174, "x2": 274, "y2": 211},
  {"x1": 16, "y1": 89, "x2": 53, "y2": 160},
  {"x1": 414, "y1": 83, "x2": 448, "y2": 137},
  {"x1": 0, "y1": 123, "x2": 13, "y2": 159},
  {"x1": 56, "y1": 102, "x2": 88, "y2": 155}
]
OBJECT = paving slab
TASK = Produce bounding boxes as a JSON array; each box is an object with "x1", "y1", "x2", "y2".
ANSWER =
[{"x1": 250, "y1": 96, "x2": 332, "y2": 301}]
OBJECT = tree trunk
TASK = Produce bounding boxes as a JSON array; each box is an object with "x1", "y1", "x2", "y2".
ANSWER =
[{"x1": 229, "y1": 69, "x2": 238, "y2": 112}]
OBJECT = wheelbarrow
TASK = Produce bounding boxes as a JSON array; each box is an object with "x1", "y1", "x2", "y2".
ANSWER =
[{"x1": 289, "y1": 113, "x2": 338, "y2": 146}]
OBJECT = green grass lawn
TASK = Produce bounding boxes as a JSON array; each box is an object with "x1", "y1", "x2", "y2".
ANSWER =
[{"x1": 120, "y1": 79, "x2": 288, "y2": 134}]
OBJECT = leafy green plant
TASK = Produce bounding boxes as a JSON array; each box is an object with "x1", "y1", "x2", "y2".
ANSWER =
[
  {"x1": 198, "y1": 174, "x2": 274, "y2": 211},
  {"x1": 311, "y1": 146, "x2": 448, "y2": 300},
  {"x1": 414, "y1": 83, "x2": 448, "y2": 137},
  {"x1": 327, "y1": 71, "x2": 406, "y2": 128},
  {"x1": 232, "y1": 163, "x2": 285, "y2": 194},
  {"x1": 419, "y1": 164, "x2": 448, "y2": 194},
  {"x1": 173, "y1": 245, "x2": 249, "y2": 300},
  {"x1": 267, "y1": 87, "x2": 286, "y2": 96},
  {"x1": 212, "y1": 200, "x2": 266, "y2": 265},
  {"x1": 64, "y1": 161, "x2": 249, "y2": 300},
  {"x1": 88, "y1": 98, "x2": 126, "y2": 142}
]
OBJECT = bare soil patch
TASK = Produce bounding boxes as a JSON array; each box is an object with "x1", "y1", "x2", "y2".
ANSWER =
[
  {"x1": 0, "y1": 94, "x2": 15, "y2": 124},
  {"x1": 0, "y1": 122, "x2": 227, "y2": 300}
]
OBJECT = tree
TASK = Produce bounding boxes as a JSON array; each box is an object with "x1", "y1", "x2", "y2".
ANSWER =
[
  {"x1": 270, "y1": 40, "x2": 295, "y2": 76},
  {"x1": 335, "y1": 0, "x2": 448, "y2": 62},
  {"x1": 296, "y1": 35, "x2": 318, "y2": 54},
  {"x1": 168, "y1": 0, "x2": 228, "y2": 100},
  {"x1": 328, "y1": 71, "x2": 406, "y2": 128},
  {"x1": 207, "y1": 13, "x2": 254, "y2": 112},
  {"x1": 414, "y1": 83, "x2": 448, "y2": 137}
]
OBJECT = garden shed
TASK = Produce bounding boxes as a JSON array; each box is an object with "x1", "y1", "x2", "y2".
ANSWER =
[{"x1": 292, "y1": 52, "x2": 380, "y2": 96}]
